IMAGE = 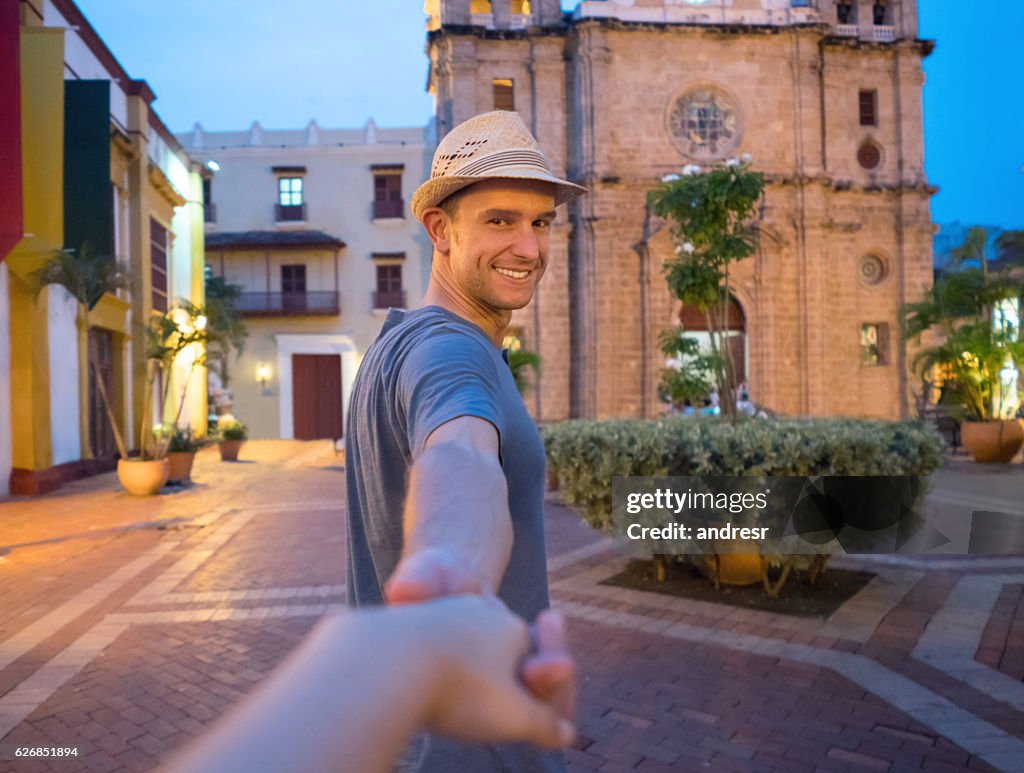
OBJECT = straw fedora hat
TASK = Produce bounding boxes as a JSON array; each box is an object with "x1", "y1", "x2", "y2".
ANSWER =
[{"x1": 411, "y1": 110, "x2": 587, "y2": 222}]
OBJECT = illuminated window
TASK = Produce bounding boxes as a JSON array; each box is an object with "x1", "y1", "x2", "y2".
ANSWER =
[
  {"x1": 511, "y1": 0, "x2": 531, "y2": 14},
  {"x1": 503, "y1": 327, "x2": 524, "y2": 351},
  {"x1": 493, "y1": 79, "x2": 515, "y2": 111},
  {"x1": 860, "y1": 323, "x2": 889, "y2": 366},
  {"x1": 279, "y1": 177, "x2": 303, "y2": 206},
  {"x1": 470, "y1": 0, "x2": 492, "y2": 13}
]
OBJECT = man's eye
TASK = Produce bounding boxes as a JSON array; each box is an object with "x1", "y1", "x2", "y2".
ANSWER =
[
  {"x1": 489, "y1": 218, "x2": 509, "y2": 226},
  {"x1": 534, "y1": 220, "x2": 552, "y2": 229}
]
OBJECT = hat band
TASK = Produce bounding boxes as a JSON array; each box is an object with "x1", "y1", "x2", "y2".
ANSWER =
[{"x1": 438, "y1": 149, "x2": 552, "y2": 179}]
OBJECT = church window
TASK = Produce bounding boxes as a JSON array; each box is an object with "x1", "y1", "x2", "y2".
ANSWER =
[
  {"x1": 859, "y1": 90, "x2": 878, "y2": 127},
  {"x1": 668, "y1": 88, "x2": 741, "y2": 160},
  {"x1": 836, "y1": 2, "x2": 855, "y2": 24},
  {"x1": 873, "y1": 0, "x2": 889, "y2": 25},
  {"x1": 860, "y1": 323, "x2": 889, "y2": 366},
  {"x1": 493, "y1": 79, "x2": 515, "y2": 111},
  {"x1": 857, "y1": 141, "x2": 882, "y2": 170}
]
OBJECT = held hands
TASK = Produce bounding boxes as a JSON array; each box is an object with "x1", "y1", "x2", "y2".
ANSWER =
[
  {"x1": 411, "y1": 596, "x2": 576, "y2": 749},
  {"x1": 386, "y1": 549, "x2": 576, "y2": 748}
]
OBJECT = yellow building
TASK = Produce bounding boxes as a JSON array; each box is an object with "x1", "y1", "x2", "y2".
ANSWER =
[{"x1": 1, "y1": 0, "x2": 206, "y2": 496}]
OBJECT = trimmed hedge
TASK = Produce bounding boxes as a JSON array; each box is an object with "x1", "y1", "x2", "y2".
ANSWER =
[{"x1": 541, "y1": 416, "x2": 947, "y2": 533}]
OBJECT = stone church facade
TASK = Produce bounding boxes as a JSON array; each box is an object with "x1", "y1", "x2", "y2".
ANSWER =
[{"x1": 424, "y1": 0, "x2": 935, "y2": 422}]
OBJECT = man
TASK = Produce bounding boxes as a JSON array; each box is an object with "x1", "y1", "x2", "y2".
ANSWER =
[{"x1": 345, "y1": 110, "x2": 586, "y2": 771}]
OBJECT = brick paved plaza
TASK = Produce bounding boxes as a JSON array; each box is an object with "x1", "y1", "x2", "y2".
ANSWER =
[{"x1": 1, "y1": 441, "x2": 1023, "y2": 772}]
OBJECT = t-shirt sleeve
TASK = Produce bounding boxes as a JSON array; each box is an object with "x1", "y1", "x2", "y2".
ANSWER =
[{"x1": 397, "y1": 328, "x2": 507, "y2": 459}]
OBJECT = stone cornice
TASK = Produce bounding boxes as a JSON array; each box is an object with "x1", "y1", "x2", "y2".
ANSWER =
[
  {"x1": 147, "y1": 163, "x2": 186, "y2": 209},
  {"x1": 821, "y1": 36, "x2": 934, "y2": 57},
  {"x1": 579, "y1": 174, "x2": 937, "y2": 197}
]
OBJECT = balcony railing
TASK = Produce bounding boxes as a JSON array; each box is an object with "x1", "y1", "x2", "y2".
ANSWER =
[
  {"x1": 236, "y1": 291, "x2": 339, "y2": 317},
  {"x1": 509, "y1": 13, "x2": 531, "y2": 29},
  {"x1": 204, "y1": 202, "x2": 217, "y2": 223},
  {"x1": 873, "y1": 25, "x2": 895, "y2": 42},
  {"x1": 836, "y1": 23, "x2": 858, "y2": 36},
  {"x1": 275, "y1": 202, "x2": 307, "y2": 222},
  {"x1": 373, "y1": 289, "x2": 406, "y2": 309},
  {"x1": 373, "y1": 199, "x2": 405, "y2": 219}
]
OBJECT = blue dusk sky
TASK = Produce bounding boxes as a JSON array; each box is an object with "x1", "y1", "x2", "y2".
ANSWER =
[{"x1": 73, "y1": 0, "x2": 1024, "y2": 230}]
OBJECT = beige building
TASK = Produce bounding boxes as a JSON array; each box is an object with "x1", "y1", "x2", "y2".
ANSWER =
[
  {"x1": 179, "y1": 120, "x2": 435, "y2": 440},
  {"x1": 425, "y1": 0, "x2": 935, "y2": 421}
]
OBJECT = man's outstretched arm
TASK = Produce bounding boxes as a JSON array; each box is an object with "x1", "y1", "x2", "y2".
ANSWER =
[{"x1": 386, "y1": 415, "x2": 512, "y2": 603}]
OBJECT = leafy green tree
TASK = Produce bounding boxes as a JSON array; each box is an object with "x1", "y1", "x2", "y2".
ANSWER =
[
  {"x1": 507, "y1": 348, "x2": 540, "y2": 396},
  {"x1": 648, "y1": 158, "x2": 765, "y2": 422}
]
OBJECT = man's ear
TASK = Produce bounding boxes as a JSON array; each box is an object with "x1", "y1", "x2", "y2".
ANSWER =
[{"x1": 422, "y1": 209, "x2": 452, "y2": 255}]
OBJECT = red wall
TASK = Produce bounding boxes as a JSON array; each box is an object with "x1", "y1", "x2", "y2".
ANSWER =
[{"x1": 0, "y1": 0, "x2": 23, "y2": 261}]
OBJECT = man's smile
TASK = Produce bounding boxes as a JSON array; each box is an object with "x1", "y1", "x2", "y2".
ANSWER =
[{"x1": 493, "y1": 266, "x2": 533, "y2": 280}]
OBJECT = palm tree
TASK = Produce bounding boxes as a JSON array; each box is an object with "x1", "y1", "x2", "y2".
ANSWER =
[
  {"x1": 31, "y1": 242, "x2": 131, "y2": 459},
  {"x1": 507, "y1": 348, "x2": 540, "y2": 396},
  {"x1": 204, "y1": 274, "x2": 247, "y2": 387}
]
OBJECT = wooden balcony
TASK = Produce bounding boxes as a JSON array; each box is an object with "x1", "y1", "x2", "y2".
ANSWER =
[
  {"x1": 236, "y1": 291, "x2": 339, "y2": 317},
  {"x1": 372, "y1": 289, "x2": 406, "y2": 309}
]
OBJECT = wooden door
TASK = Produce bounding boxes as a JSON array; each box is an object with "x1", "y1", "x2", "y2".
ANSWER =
[
  {"x1": 292, "y1": 354, "x2": 343, "y2": 440},
  {"x1": 88, "y1": 328, "x2": 116, "y2": 458}
]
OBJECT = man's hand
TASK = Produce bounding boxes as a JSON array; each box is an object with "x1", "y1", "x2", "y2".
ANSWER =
[
  {"x1": 388, "y1": 415, "x2": 512, "y2": 604},
  {"x1": 384, "y1": 547, "x2": 484, "y2": 604}
]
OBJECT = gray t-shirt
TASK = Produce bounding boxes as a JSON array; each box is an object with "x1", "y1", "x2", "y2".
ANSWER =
[{"x1": 344, "y1": 305, "x2": 564, "y2": 772}]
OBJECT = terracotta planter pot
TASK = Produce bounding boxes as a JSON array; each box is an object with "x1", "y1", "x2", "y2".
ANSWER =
[
  {"x1": 706, "y1": 540, "x2": 764, "y2": 587},
  {"x1": 219, "y1": 440, "x2": 244, "y2": 462},
  {"x1": 117, "y1": 458, "x2": 169, "y2": 496},
  {"x1": 961, "y1": 419, "x2": 1024, "y2": 464},
  {"x1": 166, "y1": 451, "x2": 196, "y2": 483}
]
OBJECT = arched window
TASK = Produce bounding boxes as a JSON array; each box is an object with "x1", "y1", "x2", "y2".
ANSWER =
[
  {"x1": 470, "y1": 0, "x2": 492, "y2": 14},
  {"x1": 872, "y1": 0, "x2": 889, "y2": 25},
  {"x1": 836, "y1": 2, "x2": 855, "y2": 25}
]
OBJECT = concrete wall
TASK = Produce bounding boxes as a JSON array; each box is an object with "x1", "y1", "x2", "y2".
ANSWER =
[
  {"x1": 46, "y1": 284, "x2": 80, "y2": 464},
  {"x1": 0, "y1": 263, "x2": 11, "y2": 497}
]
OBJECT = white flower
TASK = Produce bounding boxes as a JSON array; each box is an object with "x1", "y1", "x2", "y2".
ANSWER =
[
  {"x1": 681, "y1": 164, "x2": 701, "y2": 176},
  {"x1": 661, "y1": 173, "x2": 680, "y2": 182},
  {"x1": 741, "y1": 152, "x2": 753, "y2": 164},
  {"x1": 725, "y1": 157, "x2": 740, "y2": 168},
  {"x1": 681, "y1": 242, "x2": 695, "y2": 254}
]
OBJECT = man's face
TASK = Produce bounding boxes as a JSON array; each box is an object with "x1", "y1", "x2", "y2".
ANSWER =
[{"x1": 441, "y1": 179, "x2": 557, "y2": 312}]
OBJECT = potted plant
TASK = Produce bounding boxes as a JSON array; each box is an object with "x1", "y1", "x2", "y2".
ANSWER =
[
  {"x1": 166, "y1": 427, "x2": 204, "y2": 484},
  {"x1": 904, "y1": 228, "x2": 1024, "y2": 463},
  {"x1": 218, "y1": 420, "x2": 247, "y2": 461}
]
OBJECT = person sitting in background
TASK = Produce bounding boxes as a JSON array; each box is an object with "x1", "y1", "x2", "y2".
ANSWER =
[{"x1": 161, "y1": 596, "x2": 575, "y2": 773}]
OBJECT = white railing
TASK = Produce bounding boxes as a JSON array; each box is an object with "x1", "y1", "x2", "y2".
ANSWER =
[
  {"x1": 873, "y1": 25, "x2": 895, "y2": 42},
  {"x1": 470, "y1": 12, "x2": 494, "y2": 27},
  {"x1": 509, "y1": 13, "x2": 531, "y2": 30},
  {"x1": 836, "y1": 23, "x2": 858, "y2": 37}
]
